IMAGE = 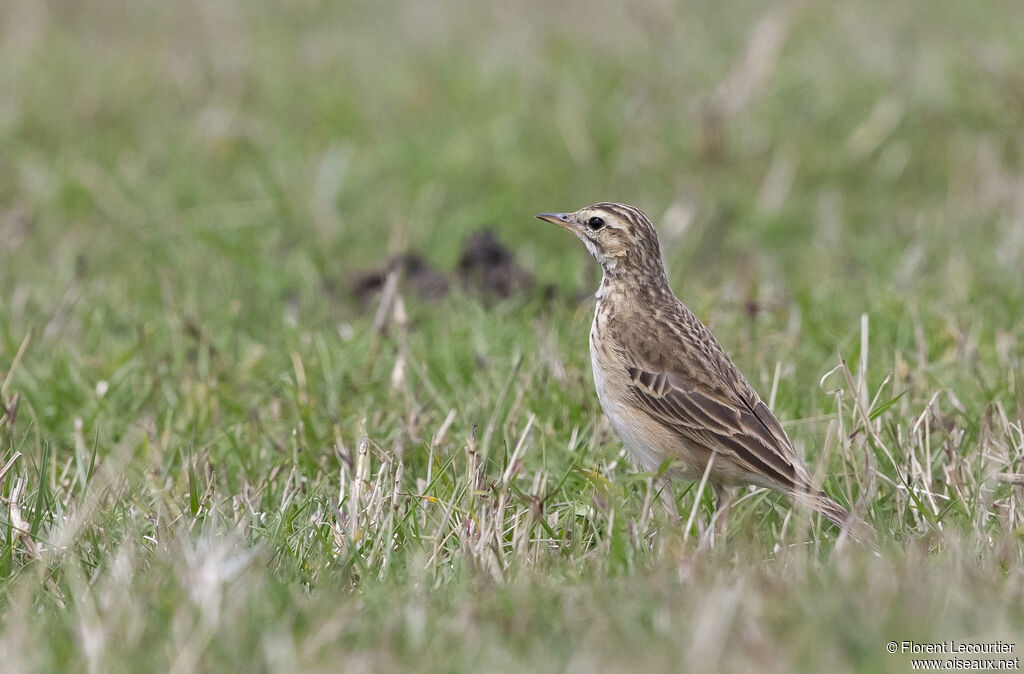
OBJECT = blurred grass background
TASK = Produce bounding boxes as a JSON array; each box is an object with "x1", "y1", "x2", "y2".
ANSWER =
[{"x1": 2, "y1": 0, "x2": 1024, "y2": 671}]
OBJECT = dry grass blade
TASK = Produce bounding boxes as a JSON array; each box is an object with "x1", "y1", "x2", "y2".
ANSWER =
[{"x1": 1, "y1": 330, "x2": 32, "y2": 399}]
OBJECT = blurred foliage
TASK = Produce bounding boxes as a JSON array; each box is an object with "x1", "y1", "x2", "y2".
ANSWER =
[{"x1": 1, "y1": 0, "x2": 1023, "y2": 671}]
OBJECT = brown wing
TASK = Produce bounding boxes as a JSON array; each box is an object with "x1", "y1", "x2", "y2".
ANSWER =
[{"x1": 626, "y1": 365, "x2": 813, "y2": 492}]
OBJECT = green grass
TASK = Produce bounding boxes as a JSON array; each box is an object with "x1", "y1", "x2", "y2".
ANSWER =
[{"x1": 2, "y1": 0, "x2": 1024, "y2": 671}]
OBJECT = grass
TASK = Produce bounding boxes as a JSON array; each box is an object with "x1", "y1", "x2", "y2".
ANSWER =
[{"x1": 2, "y1": 0, "x2": 1024, "y2": 671}]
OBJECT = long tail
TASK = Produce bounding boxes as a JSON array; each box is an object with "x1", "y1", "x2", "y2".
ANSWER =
[{"x1": 793, "y1": 490, "x2": 876, "y2": 544}]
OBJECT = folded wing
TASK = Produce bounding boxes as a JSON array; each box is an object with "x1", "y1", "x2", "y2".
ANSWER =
[{"x1": 625, "y1": 365, "x2": 814, "y2": 493}]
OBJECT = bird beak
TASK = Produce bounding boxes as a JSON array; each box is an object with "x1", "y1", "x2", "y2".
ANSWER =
[{"x1": 536, "y1": 212, "x2": 575, "y2": 230}]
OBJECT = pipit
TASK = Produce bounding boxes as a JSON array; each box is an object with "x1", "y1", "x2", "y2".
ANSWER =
[{"x1": 538, "y1": 202, "x2": 870, "y2": 539}]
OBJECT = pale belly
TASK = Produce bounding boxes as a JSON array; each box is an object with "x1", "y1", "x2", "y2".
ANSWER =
[{"x1": 589, "y1": 325, "x2": 696, "y2": 477}]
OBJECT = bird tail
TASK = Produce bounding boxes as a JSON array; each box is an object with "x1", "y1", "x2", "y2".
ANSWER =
[{"x1": 793, "y1": 490, "x2": 876, "y2": 544}]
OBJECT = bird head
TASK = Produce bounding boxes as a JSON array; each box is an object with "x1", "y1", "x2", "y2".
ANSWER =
[{"x1": 537, "y1": 202, "x2": 664, "y2": 277}]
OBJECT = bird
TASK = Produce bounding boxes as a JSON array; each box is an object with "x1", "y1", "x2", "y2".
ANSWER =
[{"x1": 537, "y1": 202, "x2": 871, "y2": 540}]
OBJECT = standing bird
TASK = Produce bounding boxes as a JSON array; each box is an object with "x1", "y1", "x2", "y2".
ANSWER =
[{"x1": 538, "y1": 203, "x2": 870, "y2": 539}]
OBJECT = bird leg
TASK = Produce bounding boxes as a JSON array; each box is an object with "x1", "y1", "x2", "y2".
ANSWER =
[
  {"x1": 711, "y1": 484, "x2": 734, "y2": 536},
  {"x1": 657, "y1": 477, "x2": 681, "y2": 523}
]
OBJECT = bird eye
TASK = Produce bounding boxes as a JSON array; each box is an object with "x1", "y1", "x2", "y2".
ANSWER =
[{"x1": 586, "y1": 217, "x2": 605, "y2": 231}]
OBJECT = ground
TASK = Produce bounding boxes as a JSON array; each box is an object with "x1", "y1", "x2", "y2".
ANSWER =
[{"x1": 1, "y1": 1, "x2": 1023, "y2": 671}]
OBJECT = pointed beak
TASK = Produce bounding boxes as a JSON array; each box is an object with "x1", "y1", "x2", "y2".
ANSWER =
[{"x1": 536, "y1": 212, "x2": 574, "y2": 230}]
